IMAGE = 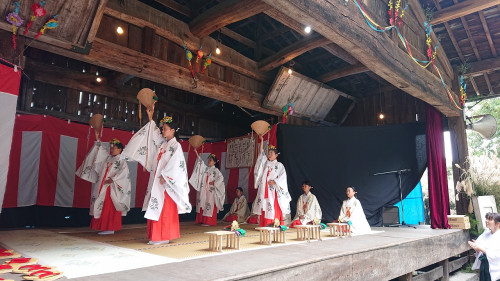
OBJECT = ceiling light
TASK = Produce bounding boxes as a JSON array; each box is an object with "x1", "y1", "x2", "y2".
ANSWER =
[
  {"x1": 96, "y1": 77, "x2": 102, "y2": 83},
  {"x1": 304, "y1": 26, "x2": 312, "y2": 33},
  {"x1": 288, "y1": 68, "x2": 292, "y2": 75},
  {"x1": 216, "y1": 47, "x2": 221, "y2": 55},
  {"x1": 116, "y1": 26, "x2": 124, "y2": 35},
  {"x1": 379, "y1": 113, "x2": 385, "y2": 120}
]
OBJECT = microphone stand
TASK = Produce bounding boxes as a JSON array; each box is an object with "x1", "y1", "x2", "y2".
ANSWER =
[{"x1": 373, "y1": 169, "x2": 416, "y2": 228}]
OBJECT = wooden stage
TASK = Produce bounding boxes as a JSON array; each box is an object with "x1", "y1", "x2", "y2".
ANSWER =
[{"x1": 63, "y1": 225, "x2": 469, "y2": 281}]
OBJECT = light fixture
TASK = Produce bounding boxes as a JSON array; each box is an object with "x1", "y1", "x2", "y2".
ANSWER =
[
  {"x1": 287, "y1": 60, "x2": 295, "y2": 75},
  {"x1": 96, "y1": 77, "x2": 102, "y2": 83},
  {"x1": 116, "y1": 26, "x2": 124, "y2": 35},
  {"x1": 288, "y1": 68, "x2": 292, "y2": 75},
  {"x1": 304, "y1": 26, "x2": 312, "y2": 33},
  {"x1": 378, "y1": 91, "x2": 385, "y2": 120},
  {"x1": 215, "y1": 29, "x2": 222, "y2": 55},
  {"x1": 379, "y1": 113, "x2": 385, "y2": 120}
]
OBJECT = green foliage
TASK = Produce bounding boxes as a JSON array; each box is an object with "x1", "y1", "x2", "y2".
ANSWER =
[
  {"x1": 474, "y1": 183, "x2": 500, "y2": 214},
  {"x1": 466, "y1": 98, "x2": 500, "y2": 158},
  {"x1": 467, "y1": 213, "x2": 483, "y2": 239},
  {"x1": 461, "y1": 264, "x2": 475, "y2": 273}
]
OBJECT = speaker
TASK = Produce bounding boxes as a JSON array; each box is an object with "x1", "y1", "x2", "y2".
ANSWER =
[{"x1": 382, "y1": 206, "x2": 400, "y2": 226}]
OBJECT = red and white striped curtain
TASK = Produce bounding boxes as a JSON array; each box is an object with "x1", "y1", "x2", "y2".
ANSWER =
[
  {"x1": 0, "y1": 63, "x2": 21, "y2": 213},
  {"x1": 3, "y1": 115, "x2": 264, "y2": 209}
]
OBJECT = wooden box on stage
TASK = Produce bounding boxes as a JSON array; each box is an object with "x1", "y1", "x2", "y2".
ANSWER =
[{"x1": 448, "y1": 215, "x2": 470, "y2": 229}]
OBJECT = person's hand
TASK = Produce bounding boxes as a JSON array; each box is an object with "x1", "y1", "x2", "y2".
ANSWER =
[
  {"x1": 299, "y1": 215, "x2": 304, "y2": 219},
  {"x1": 159, "y1": 176, "x2": 166, "y2": 185},
  {"x1": 194, "y1": 149, "x2": 199, "y2": 157},
  {"x1": 104, "y1": 178, "x2": 113, "y2": 184},
  {"x1": 146, "y1": 107, "x2": 153, "y2": 121},
  {"x1": 268, "y1": 180, "x2": 276, "y2": 186},
  {"x1": 259, "y1": 135, "x2": 263, "y2": 141}
]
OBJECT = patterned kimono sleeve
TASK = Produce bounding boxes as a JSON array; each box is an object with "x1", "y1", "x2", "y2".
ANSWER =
[
  {"x1": 121, "y1": 121, "x2": 163, "y2": 172},
  {"x1": 253, "y1": 147, "x2": 267, "y2": 189},
  {"x1": 304, "y1": 195, "x2": 322, "y2": 221},
  {"x1": 189, "y1": 156, "x2": 207, "y2": 192},
  {"x1": 213, "y1": 168, "x2": 226, "y2": 211},
  {"x1": 109, "y1": 159, "x2": 132, "y2": 213}
]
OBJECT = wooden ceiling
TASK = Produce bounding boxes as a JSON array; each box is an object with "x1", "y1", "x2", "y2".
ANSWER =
[{"x1": 420, "y1": 0, "x2": 500, "y2": 100}]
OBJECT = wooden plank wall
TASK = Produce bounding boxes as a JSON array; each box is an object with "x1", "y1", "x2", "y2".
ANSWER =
[{"x1": 342, "y1": 90, "x2": 427, "y2": 126}]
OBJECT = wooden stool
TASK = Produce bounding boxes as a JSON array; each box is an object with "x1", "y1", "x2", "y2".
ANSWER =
[
  {"x1": 327, "y1": 223, "x2": 352, "y2": 237},
  {"x1": 205, "y1": 231, "x2": 240, "y2": 252},
  {"x1": 255, "y1": 227, "x2": 286, "y2": 245},
  {"x1": 295, "y1": 225, "x2": 322, "y2": 242}
]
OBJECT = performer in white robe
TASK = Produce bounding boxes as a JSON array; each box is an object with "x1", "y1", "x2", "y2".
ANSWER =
[
  {"x1": 290, "y1": 181, "x2": 322, "y2": 227},
  {"x1": 253, "y1": 136, "x2": 291, "y2": 226},
  {"x1": 190, "y1": 151, "x2": 225, "y2": 226},
  {"x1": 77, "y1": 139, "x2": 131, "y2": 235},
  {"x1": 338, "y1": 186, "x2": 371, "y2": 234},
  {"x1": 469, "y1": 212, "x2": 500, "y2": 281},
  {"x1": 122, "y1": 114, "x2": 191, "y2": 245},
  {"x1": 222, "y1": 187, "x2": 251, "y2": 223}
]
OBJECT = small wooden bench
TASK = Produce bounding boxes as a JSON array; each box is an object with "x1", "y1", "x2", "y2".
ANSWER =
[
  {"x1": 327, "y1": 222, "x2": 352, "y2": 237},
  {"x1": 255, "y1": 227, "x2": 286, "y2": 245},
  {"x1": 205, "y1": 231, "x2": 240, "y2": 252},
  {"x1": 295, "y1": 225, "x2": 322, "y2": 242}
]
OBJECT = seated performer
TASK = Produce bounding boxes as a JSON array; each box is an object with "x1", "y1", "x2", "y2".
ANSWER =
[
  {"x1": 290, "y1": 181, "x2": 322, "y2": 228},
  {"x1": 222, "y1": 187, "x2": 251, "y2": 223},
  {"x1": 469, "y1": 212, "x2": 500, "y2": 281},
  {"x1": 253, "y1": 136, "x2": 291, "y2": 226},
  {"x1": 122, "y1": 112, "x2": 191, "y2": 245},
  {"x1": 190, "y1": 151, "x2": 226, "y2": 226},
  {"x1": 338, "y1": 186, "x2": 371, "y2": 234},
  {"x1": 89, "y1": 139, "x2": 132, "y2": 235}
]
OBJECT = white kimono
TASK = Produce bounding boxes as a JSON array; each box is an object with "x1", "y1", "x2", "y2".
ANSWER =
[
  {"x1": 89, "y1": 155, "x2": 131, "y2": 218},
  {"x1": 253, "y1": 148, "x2": 291, "y2": 220},
  {"x1": 339, "y1": 197, "x2": 371, "y2": 234},
  {"x1": 472, "y1": 229, "x2": 500, "y2": 280},
  {"x1": 75, "y1": 141, "x2": 109, "y2": 183},
  {"x1": 121, "y1": 121, "x2": 164, "y2": 172},
  {"x1": 222, "y1": 195, "x2": 251, "y2": 223},
  {"x1": 189, "y1": 156, "x2": 225, "y2": 217},
  {"x1": 292, "y1": 192, "x2": 322, "y2": 225}
]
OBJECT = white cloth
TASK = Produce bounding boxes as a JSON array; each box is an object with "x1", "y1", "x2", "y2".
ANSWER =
[
  {"x1": 339, "y1": 197, "x2": 371, "y2": 234},
  {"x1": 189, "y1": 156, "x2": 225, "y2": 216},
  {"x1": 121, "y1": 121, "x2": 164, "y2": 172},
  {"x1": 292, "y1": 192, "x2": 322, "y2": 225},
  {"x1": 75, "y1": 141, "x2": 109, "y2": 183},
  {"x1": 253, "y1": 148, "x2": 291, "y2": 220},
  {"x1": 472, "y1": 229, "x2": 500, "y2": 280},
  {"x1": 222, "y1": 195, "x2": 251, "y2": 223},
  {"x1": 88, "y1": 155, "x2": 131, "y2": 218}
]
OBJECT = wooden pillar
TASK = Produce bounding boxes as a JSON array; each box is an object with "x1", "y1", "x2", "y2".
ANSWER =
[
  {"x1": 142, "y1": 26, "x2": 155, "y2": 56},
  {"x1": 0, "y1": 30, "x2": 25, "y2": 67},
  {"x1": 397, "y1": 272, "x2": 413, "y2": 281},
  {"x1": 448, "y1": 113, "x2": 469, "y2": 215},
  {"x1": 440, "y1": 259, "x2": 450, "y2": 281}
]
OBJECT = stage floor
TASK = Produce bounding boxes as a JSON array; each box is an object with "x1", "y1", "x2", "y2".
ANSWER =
[{"x1": 0, "y1": 222, "x2": 469, "y2": 281}]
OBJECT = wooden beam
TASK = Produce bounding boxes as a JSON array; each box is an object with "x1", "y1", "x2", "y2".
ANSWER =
[
  {"x1": 189, "y1": 0, "x2": 268, "y2": 38},
  {"x1": 258, "y1": 34, "x2": 330, "y2": 72},
  {"x1": 430, "y1": 0, "x2": 500, "y2": 25},
  {"x1": 322, "y1": 43, "x2": 359, "y2": 65},
  {"x1": 154, "y1": 0, "x2": 192, "y2": 18},
  {"x1": 479, "y1": 11, "x2": 497, "y2": 57},
  {"x1": 104, "y1": 1, "x2": 272, "y2": 83},
  {"x1": 87, "y1": 0, "x2": 110, "y2": 43},
  {"x1": 317, "y1": 64, "x2": 369, "y2": 83},
  {"x1": 263, "y1": 8, "x2": 308, "y2": 36},
  {"x1": 261, "y1": 0, "x2": 460, "y2": 116},
  {"x1": 30, "y1": 38, "x2": 279, "y2": 116},
  {"x1": 220, "y1": 27, "x2": 274, "y2": 55}
]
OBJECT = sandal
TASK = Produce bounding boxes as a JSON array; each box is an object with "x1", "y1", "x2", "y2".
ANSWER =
[
  {"x1": 23, "y1": 270, "x2": 63, "y2": 281},
  {"x1": 13, "y1": 265, "x2": 54, "y2": 274},
  {"x1": 0, "y1": 264, "x2": 13, "y2": 273},
  {"x1": 5, "y1": 258, "x2": 38, "y2": 266}
]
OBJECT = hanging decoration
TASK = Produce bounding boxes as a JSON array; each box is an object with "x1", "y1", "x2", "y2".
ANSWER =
[
  {"x1": 281, "y1": 101, "x2": 294, "y2": 123},
  {"x1": 181, "y1": 41, "x2": 213, "y2": 88},
  {"x1": 352, "y1": 0, "x2": 463, "y2": 110},
  {"x1": 24, "y1": 1, "x2": 46, "y2": 35},
  {"x1": 36, "y1": 14, "x2": 59, "y2": 39},
  {"x1": 6, "y1": 1, "x2": 24, "y2": 50},
  {"x1": 458, "y1": 64, "x2": 468, "y2": 106}
]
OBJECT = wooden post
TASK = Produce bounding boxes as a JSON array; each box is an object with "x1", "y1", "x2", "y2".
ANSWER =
[
  {"x1": 398, "y1": 272, "x2": 413, "y2": 281},
  {"x1": 441, "y1": 259, "x2": 450, "y2": 281},
  {"x1": 448, "y1": 114, "x2": 469, "y2": 215}
]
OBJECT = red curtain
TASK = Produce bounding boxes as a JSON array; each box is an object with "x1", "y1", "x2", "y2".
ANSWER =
[{"x1": 426, "y1": 105, "x2": 450, "y2": 229}]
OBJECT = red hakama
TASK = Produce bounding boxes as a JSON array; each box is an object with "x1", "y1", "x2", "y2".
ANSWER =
[
  {"x1": 224, "y1": 214, "x2": 238, "y2": 222},
  {"x1": 259, "y1": 190, "x2": 284, "y2": 227},
  {"x1": 147, "y1": 190, "x2": 180, "y2": 241},
  {"x1": 195, "y1": 207, "x2": 217, "y2": 225},
  {"x1": 289, "y1": 220, "x2": 302, "y2": 228},
  {"x1": 90, "y1": 185, "x2": 122, "y2": 231},
  {"x1": 247, "y1": 216, "x2": 259, "y2": 224}
]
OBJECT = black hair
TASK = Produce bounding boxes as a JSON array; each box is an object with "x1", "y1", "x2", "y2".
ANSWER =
[
  {"x1": 485, "y1": 212, "x2": 494, "y2": 220},
  {"x1": 114, "y1": 142, "x2": 124, "y2": 150},
  {"x1": 236, "y1": 187, "x2": 243, "y2": 192},
  {"x1": 268, "y1": 147, "x2": 279, "y2": 154},
  {"x1": 494, "y1": 213, "x2": 500, "y2": 224},
  {"x1": 302, "y1": 180, "x2": 311, "y2": 186},
  {"x1": 163, "y1": 121, "x2": 180, "y2": 139},
  {"x1": 347, "y1": 186, "x2": 357, "y2": 198},
  {"x1": 208, "y1": 154, "x2": 220, "y2": 169}
]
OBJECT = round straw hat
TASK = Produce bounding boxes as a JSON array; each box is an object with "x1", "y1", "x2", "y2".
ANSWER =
[
  {"x1": 137, "y1": 88, "x2": 158, "y2": 108},
  {"x1": 251, "y1": 120, "x2": 271, "y2": 136},
  {"x1": 189, "y1": 135, "x2": 206, "y2": 149}
]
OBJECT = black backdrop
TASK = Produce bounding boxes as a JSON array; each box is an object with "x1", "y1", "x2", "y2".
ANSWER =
[{"x1": 277, "y1": 122, "x2": 427, "y2": 226}]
